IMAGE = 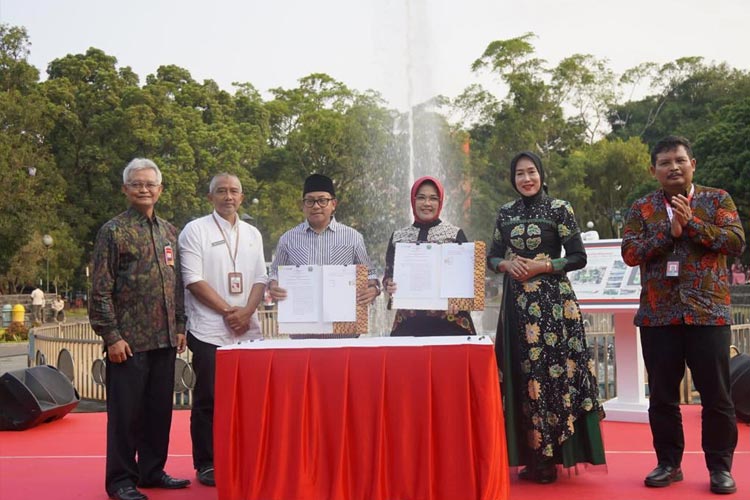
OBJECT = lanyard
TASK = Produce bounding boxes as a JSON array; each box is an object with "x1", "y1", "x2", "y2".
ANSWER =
[
  {"x1": 665, "y1": 184, "x2": 694, "y2": 222},
  {"x1": 212, "y1": 214, "x2": 240, "y2": 271}
]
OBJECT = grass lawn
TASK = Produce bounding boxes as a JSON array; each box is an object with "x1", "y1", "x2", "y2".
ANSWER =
[{"x1": 65, "y1": 308, "x2": 89, "y2": 320}]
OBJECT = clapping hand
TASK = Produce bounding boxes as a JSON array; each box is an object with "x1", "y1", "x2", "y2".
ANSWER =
[{"x1": 670, "y1": 194, "x2": 692, "y2": 238}]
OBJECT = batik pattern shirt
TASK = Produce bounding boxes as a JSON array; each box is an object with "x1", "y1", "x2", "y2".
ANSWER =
[
  {"x1": 621, "y1": 185, "x2": 745, "y2": 327},
  {"x1": 90, "y1": 208, "x2": 186, "y2": 352},
  {"x1": 488, "y1": 194, "x2": 600, "y2": 460}
]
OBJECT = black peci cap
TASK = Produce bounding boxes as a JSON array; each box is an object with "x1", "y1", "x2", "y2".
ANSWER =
[{"x1": 303, "y1": 173, "x2": 335, "y2": 197}]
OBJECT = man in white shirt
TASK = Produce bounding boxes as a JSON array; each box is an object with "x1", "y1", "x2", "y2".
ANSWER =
[
  {"x1": 30, "y1": 287, "x2": 45, "y2": 323},
  {"x1": 178, "y1": 173, "x2": 267, "y2": 487},
  {"x1": 51, "y1": 295, "x2": 65, "y2": 322}
]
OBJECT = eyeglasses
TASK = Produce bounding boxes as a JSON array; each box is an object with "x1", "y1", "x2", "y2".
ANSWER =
[
  {"x1": 126, "y1": 182, "x2": 161, "y2": 191},
  {"x1": 302, "y1": 197, "x2": 334, "y2": 208},
  {"x1": 415, "y1": 195, "x2": 440, "y2": 203}
]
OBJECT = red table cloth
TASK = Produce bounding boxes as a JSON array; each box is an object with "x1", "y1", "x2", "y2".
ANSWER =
[{"x1": 214, "y1": 336, "x2": 509, "y2": 500}]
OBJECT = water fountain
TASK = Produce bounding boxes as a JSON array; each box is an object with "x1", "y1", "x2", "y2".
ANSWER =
[{"x1": 365, "y1": 0, "x2": 499, "y2": 335}]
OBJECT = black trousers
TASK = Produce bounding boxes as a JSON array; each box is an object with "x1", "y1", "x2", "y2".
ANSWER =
[
  {"x1": 104, "y1": 347, "x2": 176, "y2": 495},
  {"x1": 640, "y1": 325, "x2": 737, "y2": 472},
  {"x1": 187, "y1": 332, "x2": 218, "y2": 470}
]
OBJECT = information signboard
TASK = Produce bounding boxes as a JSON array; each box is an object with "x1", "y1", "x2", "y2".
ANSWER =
[{"x1": 568, "y1": 239, "x2": 640, "y2": 310}]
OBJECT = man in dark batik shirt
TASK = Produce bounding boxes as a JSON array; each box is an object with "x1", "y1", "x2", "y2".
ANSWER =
[
  {"x1": 90, "y1": 158, "x2": 190, "y2": 500},
  {"x1": 622, "y1": 136, "x2": 745, "y2": 495}
]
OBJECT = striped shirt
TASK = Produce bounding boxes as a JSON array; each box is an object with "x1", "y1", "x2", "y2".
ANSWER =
[{"x1": 269, "y1": 217, "x2": 377, "y2": 281}]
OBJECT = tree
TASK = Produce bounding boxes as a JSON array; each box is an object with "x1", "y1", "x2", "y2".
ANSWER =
[
  {"x1": 694, "y1": 97, "x2": 750, "y2": 247},
  {"x1": 262, "y1": 74, "x2": 403, "y2": 265},
  {"x1": 1, "y1": 232, "x2": 46, "y2": 293},
  {"x1": 43, "y1": 48, "x2": 141, "y2": 251},
  {"x1": 449, "y1": 84, "x2": 501, "y2": 128},
  {"x1": 460, "y1": 33, "x2": 586, "y2": 241},
  {"x1": 0, "y1": 228, "x2": 83, "y2": 294},
  {"x1": 609, "y1": 59, "x2": 750, "y2": 146},
  {"x1": 0, "y1": 24, "x2": 65, "y2": 291},
  {"x1": 551, "y1": 54, "x2": 618, "y2": 144},
  {"x1": 0, "y1": 24, "x2": 39, "y2": 92},
  {"x1": 139, "y1": 66, "x2": 271, "y2": 228},
  {"x1": 4, "y1": 22, "x2": 747, "y2": 292},
  {"x1": 562, "y1": 138, "x2": 652, "y2": 238}
]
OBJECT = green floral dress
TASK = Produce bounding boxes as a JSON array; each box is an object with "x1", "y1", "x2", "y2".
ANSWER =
[{"x1": 488, "y1": 193, "x2": 605, "y2": 468}]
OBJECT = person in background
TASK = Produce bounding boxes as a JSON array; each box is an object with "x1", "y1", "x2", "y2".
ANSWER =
[
  {"x1": 179, "y1": 173, "x2": 267, "y2": 487},
  {"x1": 731, "y1": 259, "x2": 745, "y2": 285},
  {"x1": 51, "y1": 295, "x2": 65, "y2": 322},
  {"x1": 30, "y1": 287, "x2": 45, "y2": 323},
  {"x1": 621, "y1": 136, "x2": 744, "y2": 495},
  {"x1": 90, "y1": 158, "x2": 190, "y2": 500},
  {"x1": 382, "y1": 176, "x2": 476, "y2": 336},
  {"x1": 487, "y1": 151, "x2": 605, "y2": 484}
]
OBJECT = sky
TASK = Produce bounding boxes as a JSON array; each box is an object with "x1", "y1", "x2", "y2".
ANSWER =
[{"x1": 2, "y1": 0, "x2": 749, "y2": 111}]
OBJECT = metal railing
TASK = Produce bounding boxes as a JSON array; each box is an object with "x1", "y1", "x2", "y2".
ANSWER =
[
  {"x1": 29, "y1": 308, "x2": 750, "y2": 406},
  {"x1": 29, "y1": 309, "x2": 280, "y2": 405},
  {"x1": 581, "y1": 311, "x2": 750, "y2": 404}
]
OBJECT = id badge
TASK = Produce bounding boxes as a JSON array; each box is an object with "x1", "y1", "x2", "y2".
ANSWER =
[
  {"x1": 665, "y1": 254, "x2": 680, "y2": 278},
  {"x1": 228, "y1": 272, "x2": 243, "y2": 294},
  {"x1": 164, "y1": 245, "x2": 175, "y2": 267}
]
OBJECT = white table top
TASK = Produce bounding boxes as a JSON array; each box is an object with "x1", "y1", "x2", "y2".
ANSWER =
[{"x1": 219, "y1": 335, "x2": 494, "y2": 350}]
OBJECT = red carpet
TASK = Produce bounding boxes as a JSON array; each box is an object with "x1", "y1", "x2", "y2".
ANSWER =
[{"x1": 0, "y1": 405, "x2": 748, "y2": 499}]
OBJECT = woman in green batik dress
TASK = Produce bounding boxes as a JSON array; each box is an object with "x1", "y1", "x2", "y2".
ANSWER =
[{"x1": 487, "y1": 151, "x2": 606, "y2": 484}]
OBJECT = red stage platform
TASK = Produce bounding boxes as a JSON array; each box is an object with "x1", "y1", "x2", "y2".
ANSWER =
[{"x1": 0, "y1": 405, "x2": 748, "y2": 499}]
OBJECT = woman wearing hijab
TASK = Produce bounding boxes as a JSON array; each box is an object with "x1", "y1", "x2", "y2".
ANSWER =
[
  {"x1": 383, "y1": 176, "x2": 476, "y2": 336},
  {"x1": 487, "y1": 152, "x2": 605, "y2": 483}
]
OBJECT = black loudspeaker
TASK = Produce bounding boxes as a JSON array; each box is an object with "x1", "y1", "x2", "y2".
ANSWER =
[
  {"x1": 0, "y1": 365, "x2": 80, "y2": 431},
  {"x1": 730, "y1": 352, "x2": 750, "y2": 423}
]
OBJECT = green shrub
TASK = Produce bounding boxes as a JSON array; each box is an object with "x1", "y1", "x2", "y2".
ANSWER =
[{"x1": 4, "y1": 322, "x2": 29, "y2": 341}]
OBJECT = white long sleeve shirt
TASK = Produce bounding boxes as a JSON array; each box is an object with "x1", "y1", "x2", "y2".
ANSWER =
[{"x1": 179, "y1": 211, "x2": 267, "y2": 346}]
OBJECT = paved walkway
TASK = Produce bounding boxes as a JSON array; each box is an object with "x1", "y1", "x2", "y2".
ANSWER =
[
  {"x1": 0, "y1": 342, "x2": 28, "y2": 376},
  {"x1": 1, "y1": 316, "x2": 90, "y2": 376},
  {"x1": 0, "y1": 342, "x2": 28, "y2": 357}
]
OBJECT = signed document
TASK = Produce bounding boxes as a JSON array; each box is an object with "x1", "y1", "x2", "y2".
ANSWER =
[
  {"x1": 440, "y1": 243, "x2": 475, "y2": 298},
  {"x1": 392, "y1": 242, "x2": 476, "y2": 310},
  {"x1": 321, "y1": 265, "x2": 357, "y2": 322},
  {"x1": 277, "y1": 265, "x2": 357, "y2": 333},
  {"x1": 277, "y1": 265, "x2": 321, "y2": 323}
]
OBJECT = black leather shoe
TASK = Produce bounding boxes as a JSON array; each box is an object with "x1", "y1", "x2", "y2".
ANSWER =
[
  {"x1": 109, "y1": 486, "x2": 148, "y2": 500},
  {"x1": 644, "y1": 464, "x2": 683, "y2": 487},
  {"x1": 535, "y1": 464, "x2": 557, "y2": 484},
  {"x1": 518, "y1": 466, "x2": 534, "y2": 481},
  {"x1": 710, "y1": 470, "x2": 737, "y2": 494},
  {"x1": 197, "y1": 466, "x2": 216, "y2": 487},
  {"x1": 139, "y1": 473, "x2": 191, "y2": 489},
  {"x1": 518, "y1": 464, "x2": 557, "y2": 484}
]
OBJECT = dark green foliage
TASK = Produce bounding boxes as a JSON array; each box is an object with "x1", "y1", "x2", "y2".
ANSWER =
[{"x1": 2, "y1": 23, "x2": 749, "y2": 292}]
